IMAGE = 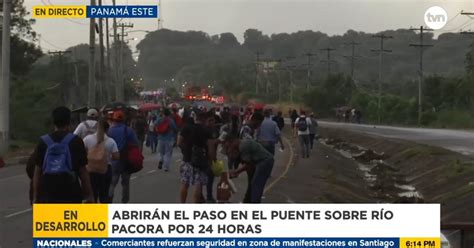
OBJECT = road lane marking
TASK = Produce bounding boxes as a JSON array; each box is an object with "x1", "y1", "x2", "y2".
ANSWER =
[
  {"x1": 4, "y1": 208, "x2": 32, "y2": 218},
  {"x1": 264, "y1": 137, "x2": 294, "y2": 193},
  {"x1": 146, "y1": 169, "x2": 156, "y2": 174},
  {"x1": 0, "y1": 174, "x2": 27, "y2": 183}
]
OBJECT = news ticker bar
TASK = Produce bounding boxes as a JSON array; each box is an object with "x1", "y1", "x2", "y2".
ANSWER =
[
  {"x1": 32, "y1": 6, "x2": 159, "y2": 18},
  {"x1": 33, "y1": 238, "x2": 441, "y2": 248}
]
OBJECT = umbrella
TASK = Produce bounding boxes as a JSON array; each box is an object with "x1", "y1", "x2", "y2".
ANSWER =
[
  {"x1": 139, "y1": 103, "x2": 161, "y2": 112},
  {"x1": 71, "y1": 106, "x2": 89, "y2": 113},
  {"x1": 168, "y1": 102, "x2": 181, "y2": 109},
  {"x1": 101, "y1": 102, "x2": 128, "y2": 113}
]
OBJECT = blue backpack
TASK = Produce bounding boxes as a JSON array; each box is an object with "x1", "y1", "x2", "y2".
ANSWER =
[{"x1": 41, "y1": 133, "x2": 75, "y2": 175}]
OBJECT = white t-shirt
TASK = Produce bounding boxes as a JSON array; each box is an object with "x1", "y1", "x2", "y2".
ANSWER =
[
  {"x1": 83, "y1": 134, "x2": 119, "y2": 164},
  {"x1": 295, "y1": 116, "x2": 312, "y2": 135},
  {"x1": 74, "y1": 120, "x2": 98, "y2": 139}
]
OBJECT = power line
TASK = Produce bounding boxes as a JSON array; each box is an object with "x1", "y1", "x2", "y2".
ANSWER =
[
  {"x1": 302, "y1": 52, "x2": 317, "y2": 90},
  {"x1": 320, "y1": 48, "x2": 336, "y2": 79},
  {"x1": 343, "y1": 41, "x2": 361, "y2": 79},
  {"x1": 409, "y1": 26, "x2": 434, "y2": 126},
  {"x1": 39, "y1": 35, "x2": 65, "y2": 50},
  {"x1": 371, "y1": 34, "x2": 393, "y2": 123}
]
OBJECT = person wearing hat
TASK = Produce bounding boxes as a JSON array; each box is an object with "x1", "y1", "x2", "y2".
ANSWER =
[
  {"x1": 74, "y1": 108, "x2": 99, "y2": 139},
  {"x1": 107, "y1": 110, "x2": 139, "y2": 203}
]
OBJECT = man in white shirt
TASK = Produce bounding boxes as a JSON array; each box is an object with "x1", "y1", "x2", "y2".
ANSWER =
[
  {"x1": 74, "y1": 109, "x2": 99, "y2": 139},
  {"x1": 294, "y1": 111, "x2": 312, "y2": 159}
]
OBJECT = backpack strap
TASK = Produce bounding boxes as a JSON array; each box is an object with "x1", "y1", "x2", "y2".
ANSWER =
[
  {"x1": 61, "y1": 133, "x2": 76, "y2": 145},
  {"x1": 83, "y1": 121, "x2": 90, "y2": 129},
  {"x1": 41, "y1": 134, "x2": 55, "y2": 147}
]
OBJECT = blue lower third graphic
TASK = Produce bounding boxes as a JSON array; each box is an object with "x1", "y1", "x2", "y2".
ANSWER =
[
  {"x1": 33, "y1": 237, "x2": 400, "y2": 248},
  {"x1": 87, "y1": 5, "x2": 158, "y2": 18}
]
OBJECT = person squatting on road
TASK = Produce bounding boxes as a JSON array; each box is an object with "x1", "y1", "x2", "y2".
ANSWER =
[
  {"x1": 155, "y1": 108, "x2": 177, "y2": 172},
  {"x1": 33, "y1": 106, "x2": 94, "y2": 203},
  {"x1": 178, "y1": 112, "x2": 216, "y2": 203},
  {"x1": 83, "y1": 119, "x2": 120, "y2": 203},
  {"x1": 225, "y1": 135, "x2": 274, "y2": 203},
  {"x1": 107, "y1": 110, "x2": 139, "y2": 203}
]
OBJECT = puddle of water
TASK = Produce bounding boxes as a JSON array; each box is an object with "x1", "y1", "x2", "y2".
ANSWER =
[
  {"x1": 395, "y1": 184, "x2": 416, "y2": 191},
  {"x1": 324, "y1": 137, "x2": 425, "y2": 202},
  {"x1": 398, "y1": 191, "x2": 423, "y2": 198}
]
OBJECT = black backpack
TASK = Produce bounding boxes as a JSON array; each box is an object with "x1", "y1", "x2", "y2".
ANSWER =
[
  {"x1": 190, "y1": 125, "x2": 208, "y2": 170},
  {"x1": 297, "y1": 118, "x2": 308, "y2": 132}
]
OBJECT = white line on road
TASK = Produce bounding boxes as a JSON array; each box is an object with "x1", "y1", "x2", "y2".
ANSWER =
[
  {"x1": 0, "y1": 174, "x2": 26, "y2": 183},
  {"x1": 4, "y1": 208, "x2": 32, "y2": 219},
  {"x1": 264, "y1": 137, "x2": 294, "y2": 193},
  {"x1": 146, "y1": 169, "x2": 156, "y2": 174}
]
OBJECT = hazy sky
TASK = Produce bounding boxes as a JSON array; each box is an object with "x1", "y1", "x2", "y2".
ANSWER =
[{"x1": 24, "y1": 0, "x2": 474, "y2": 52}]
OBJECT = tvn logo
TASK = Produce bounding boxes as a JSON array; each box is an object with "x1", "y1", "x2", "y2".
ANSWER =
[{"x1": 424, "y1": 6, "x2": 448, "y2": 30}]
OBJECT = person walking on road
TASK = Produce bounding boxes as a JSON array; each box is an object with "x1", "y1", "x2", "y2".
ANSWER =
[
  {"x1": 177, "y1": 112, "x2": 215, "y2": 203},
  {"x1": 272, "y1": 111, "x2": 285, "y2": 131},
  {"x1": 107, "y1": 110, "x2": 139, "y2": 203},
  {"x1": 33, "y1": 106, "x2": 94, "y2": 203},
  {"x1": 83, "y1": 120, "x2": 120, "y2": 203},
  {"x1": 147, "y1": 115, "x2": 158, "y2": 153},
  {"x1": 226, "y1": 136, "x2": 274, "y2": 203},
  {"x1": 131, "y1": 112, "x2": 147, "y2": 152},
  {"x1": 290, "y1": 109, "x2": 298, "y2": 129},
  {"x1": 257, "y1": 110, "x2": 284, "y2": 155},
  {"x1": 74, "y1": 108, "x2": 99, "y2": 139},
  {"x1": 308, "y1": 113, "x2": 318, "y2": 150},
  {"x1": 294, "y1": 111, "x2": 312, "y2": 158},
  {"x1": 155, "y1": 108, "x2": 177, "y2": 172},
  {"x1": 204, "y1": 112, "x2": 220, "y2": 203}
]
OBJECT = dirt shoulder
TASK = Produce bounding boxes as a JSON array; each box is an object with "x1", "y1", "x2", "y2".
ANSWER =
[{"x1": 265, "y1": 127, "x2": 474, "y2": 224}]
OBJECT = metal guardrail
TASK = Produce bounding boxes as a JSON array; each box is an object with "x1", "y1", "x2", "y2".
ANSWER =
[{"x1": 442, "y1": 223, "x2": 474, "y2": 248}]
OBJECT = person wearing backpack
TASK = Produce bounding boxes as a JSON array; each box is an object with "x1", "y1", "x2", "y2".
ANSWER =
[
  {"x1": 294, "y1": 111, "x2": 312, "y2": 159},
  {"x1": 83, "y1": 120, "x2": 119, "y2": 203},
  {"x1": 177, "y1": 112, "x2": 215, "y2": 203},
  {"x1": 107, "y1": 110, "x2": 139, "y2": 203},
  {"x1": 155, "y1": 108, "x2": 177, "y2": 172},
  {"x1": 74, "y1": 108, "x2": 99, "y2": 139},
  {"x1": 32, "y1": 106, "x2": 94, "y2": 203}
]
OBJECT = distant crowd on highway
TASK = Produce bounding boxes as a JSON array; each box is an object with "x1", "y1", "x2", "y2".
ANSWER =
[{"x1": 27, "y1": 103, "x2": 318, "y2": 204}]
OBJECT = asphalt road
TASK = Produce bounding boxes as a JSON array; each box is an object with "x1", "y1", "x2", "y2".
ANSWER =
[
  {"x1": 318, "y1": 121, "x2": 474, "y2": 157},
  {"x1": 0, "y1": 142, "x2": 291, "y2": 248}
]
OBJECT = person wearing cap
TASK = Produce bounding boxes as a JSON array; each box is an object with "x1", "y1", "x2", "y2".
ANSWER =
[
  {"x1": 107, "y1": 110, "x2": 139, "y2": 203},
  {"x1": 74, "y1": 109, "x2": 99, "y2": 139}
]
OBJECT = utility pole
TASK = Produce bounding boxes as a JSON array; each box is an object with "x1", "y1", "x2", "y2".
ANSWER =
[
  {"x1": 157, "y1": 0, "x2": 163, "y2": 29},
  {"x1": 117, "y1": 23, "x2": 133, "y2": 101},
  {"x1": 302, "y1": 52, "x2": 317, "y2": 90},
  {"x1": 254, "y1": 51, "x2": 261, "y2": 94},
  {"x1": 89, "y1": 0, "x2": 97, "y2": 107},
  {"x1": 0, "y1": 0, "x2": 11, "y2": 156},
  {"x1": 283, "y1": 56, "x2": 296, "y2": 104},
  {"x1": 410, "y1": 26, "x2": 433, "y2": 126},
  {"x1": 98, "y1": 0, "x2": 105, "y2": 106},
  {"x1": 461, "y1": 11, "x2": 474, "y2": 114},
  {"x1": 105, "y1": 17, "x2": 111, "y2": 102},
  {"x1": 49, "y1": 51, "x2": 72, "y2": 105},
  {"x1": 371, "y1": 34, "x2": 393, "y2": 123},
  {"x1": 112, "y1": 0, "x2": 118, "y2": 101},
  {"x1": 343, "y1": 41, "x2": 361, "y2": 79},
  {"x1": 320, "y1": 48, "x2": 336, "y2": 79}
]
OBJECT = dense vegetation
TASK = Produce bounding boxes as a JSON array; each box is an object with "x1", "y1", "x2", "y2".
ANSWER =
[{"x1": 137, "y1": 28, "x2": 474, "y2": 127}]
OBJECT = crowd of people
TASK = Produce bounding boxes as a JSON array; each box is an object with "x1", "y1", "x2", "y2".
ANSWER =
[{"x1": 26, "y1": 104, "x2": 318, "y2": 204}]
